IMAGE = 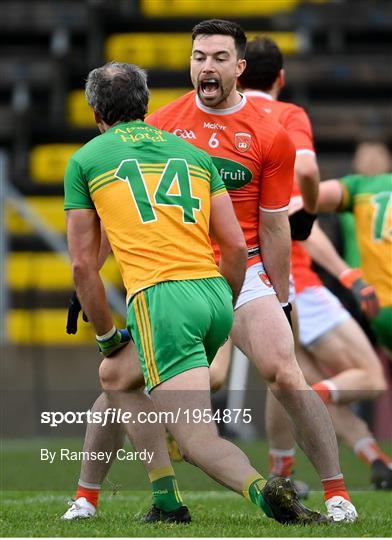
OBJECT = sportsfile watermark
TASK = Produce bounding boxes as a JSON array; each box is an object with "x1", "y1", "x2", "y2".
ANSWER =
[{"x1": 41, "y1": 407, "x2": 253, "y2": 428}]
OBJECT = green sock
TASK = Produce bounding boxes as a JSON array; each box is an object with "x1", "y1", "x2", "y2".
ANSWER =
[
  {"x1": 149, "y1": 466, "x2": 183, "y2": 512},
  {"x1": 243, "y1": 474, "x2": 274, "y2": 518}
]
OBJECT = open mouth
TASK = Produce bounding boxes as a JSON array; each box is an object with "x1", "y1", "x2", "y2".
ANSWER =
[{"x1": 200, "y1": 78, "x2": 220, "y2": 97}]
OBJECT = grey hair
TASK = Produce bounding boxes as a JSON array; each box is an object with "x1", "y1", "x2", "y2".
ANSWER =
[{"x1": 85, "y1": 61, "x2": 149, "y2": 125}]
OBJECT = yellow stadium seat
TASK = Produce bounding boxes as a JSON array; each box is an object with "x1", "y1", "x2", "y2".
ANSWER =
[
  {"x1": 148, "y1": 88, "x2": 188, "y2": 113},
  {"x1": 30, "y1": 144, "x2": 81, "y2": 183},
  {"x1": 7, "y1": 253, "x2": 122, "y2": 290},
  {"x1": 67, "y1": 88, "x2": 189, "y2": 126},
  {"x1": 7, "y1": 310, "x2": 125, "y2": 344},
  {"x1": 105, "y1": 33, "x2": 192, "y2": 69},
  {"x1": 246, "y1": 32, "x2": 299, "y2": 55},
  {"x1": 67, "y1": 90, "x2": 95, "y2": 128},
  {"x1": 6, "y1": 197, "x2": 65, "y2": 234},
  {"x1": 141, "y1": 0, "x2": 301, "y2": 16},
  {"x1": 105, "y1": 32, "x2": 298, "y2": 69}
]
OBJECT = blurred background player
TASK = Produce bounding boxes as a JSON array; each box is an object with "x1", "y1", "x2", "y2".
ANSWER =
[
  {"x1": 302, "y1": 164, "x2": 392, "y2": 357},
  {"x1": 65, "y1": 60, "x2": 327, "y2": 526}
]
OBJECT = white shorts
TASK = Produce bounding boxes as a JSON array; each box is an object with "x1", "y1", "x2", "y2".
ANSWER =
[
  {"x1": 296, "y1": 286, "x2": 350, "y2": 346},
  {"x1": 235, "y1": 262, "x2": 276, "y2": 310}
]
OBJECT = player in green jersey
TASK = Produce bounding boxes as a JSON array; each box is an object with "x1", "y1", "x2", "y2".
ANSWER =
[
  {"x1": 315, "y1": 172, "x2": 392, "y2": 355},
  {"x1": 64, "y1": 61, "x2": 327, "y2": 525}
]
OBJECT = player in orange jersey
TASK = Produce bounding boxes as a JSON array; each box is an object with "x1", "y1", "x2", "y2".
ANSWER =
[
  {"x1": 145, "y1": 19, "x2": 357, "y2": 522},
  {"x1": 237, "y1": 35, "x2": 390, "y2": 491}
]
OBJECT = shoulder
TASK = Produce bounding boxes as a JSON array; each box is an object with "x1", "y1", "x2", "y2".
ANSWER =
[{"x1": 243, "y1": 98, "x2": 284, "y2": 140}]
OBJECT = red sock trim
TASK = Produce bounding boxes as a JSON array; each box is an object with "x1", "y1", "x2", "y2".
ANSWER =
[
  {"x1": 357, "y1": 441, "x2": 392, "y2": 466},
  {"x1": 76, "y1": 485, "x2": 100, "y2": 508},
  {"x1": 269, "y1": 454, "x2": 295, "y2": 477},
  {"x1": 312, "y1": 382, "x2": 332, "y2": 404},
  {"x1": 322, "y1": 477, "x2": 351, "y2": 502}
]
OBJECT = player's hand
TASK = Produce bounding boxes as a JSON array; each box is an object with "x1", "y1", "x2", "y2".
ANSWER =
[
  {"x1": 339, "y1": 268, "x2": 380, "y2": 319},
  {"x1": 289, "y1": 208, "x2": 317, "y2": 240},
  {"x1": 281, "y1": 302, "x2": 293, "y2": 328},
  {"x1": 66, "y1": 291, "x2": 89, "y2": 334},
  {"x1": 96, "y1": 327, "x2": 131, "y2": 357}
]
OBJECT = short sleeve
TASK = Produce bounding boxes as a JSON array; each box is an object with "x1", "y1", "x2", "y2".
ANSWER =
[
  {"x1": 260, "y1": 126, "x2": 295, "y2": 211},
  {"x1": 283, "y1": 106, "x2": 315, "y2": 154},
  {"x1": 339, "y1": 174, "x2": 361, "y2": 211},
  {"x1": 64, "y1": 158, "x2": 94, "y2": 210}
]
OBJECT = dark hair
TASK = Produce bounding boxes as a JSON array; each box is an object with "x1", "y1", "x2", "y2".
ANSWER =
[
  {"x1": 239, "y1": 36, "x2": 283, "y2": 90},
  {"x1": 85, "y1": 62, "x2": 149, "y2": 125},
  {"x1": 192, "y1": 19, "x2": 247, "y2": 58}
]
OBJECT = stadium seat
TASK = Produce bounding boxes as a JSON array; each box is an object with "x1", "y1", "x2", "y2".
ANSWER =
[
  {"x1": 149, "y1": 88, "x2": 189, "y2": 112},
  {"x1": 7, "y1": 253, "x2": 122, "y2": 290},
  {"x1": 140, "y1": 0, "x2": 301, "y2": 17},
  {"x1": 6, "y1": 197, "x2": 65, "y2": 234},
  {"x1": 67, "y1": 90, "x2": 94, "y2": 128},
  {"x1": 7, "y1": 309, "x2": 125, "y2": 344},
  {"x1": 30, "y1": 144, "x2": 81, "y2": 183},
  {"x1": 67, "y1": 88, "x2": 190, "y2": 127},
  {"x1": 105, "y1": 32, "x2": 299, "y2": 69}
]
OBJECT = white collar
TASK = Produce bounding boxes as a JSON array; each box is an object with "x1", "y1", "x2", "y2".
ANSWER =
[
  {"x1": 195, "y1": 93, "x2": 247, "y2": 115},
  {"x1": 244, "y1": 89, "x2": 274, "y2": 101}
]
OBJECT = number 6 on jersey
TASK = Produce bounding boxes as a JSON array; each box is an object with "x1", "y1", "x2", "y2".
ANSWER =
[{"x1": 115, "y1": 158, "x2": 201, "y2": 224}]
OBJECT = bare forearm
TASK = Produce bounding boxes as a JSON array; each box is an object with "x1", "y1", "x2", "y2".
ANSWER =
[
  {"x1": 298, "y1": 176, "x2": 319, "y2": 213},
  {"x1": 318, "y1": 180, "x2": 343, "y2": 212},
  {"x1": 261, "y1": 217, "x2": 291, "y2": 303},
  {"x1": 295, "y1": 155, "x2": 320, "y2": 213},
  {"x1": 73, "y1": 267, "x2": 114, "y2": 335}
]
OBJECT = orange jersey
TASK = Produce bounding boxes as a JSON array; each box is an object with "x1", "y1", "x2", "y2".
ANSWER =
[
  {"x1": 245, "y1": 90, "x2": 320, "y2": 292},
  {"x1": 244, "y1": 91, "x2": 315, "y2": 155},
  {"x1": 146, "y1": 91, "x2": 295, "y2": 266}
]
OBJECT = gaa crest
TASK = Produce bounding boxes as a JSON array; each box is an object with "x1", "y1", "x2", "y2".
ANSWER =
[{"x1": 234, "y1": 132, "x2": 252, "y2": 152}]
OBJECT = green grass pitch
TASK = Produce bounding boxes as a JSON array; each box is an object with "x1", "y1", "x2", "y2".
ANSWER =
[{"x1": 1, "y1": 438, "x2": 391, "y2": 537}]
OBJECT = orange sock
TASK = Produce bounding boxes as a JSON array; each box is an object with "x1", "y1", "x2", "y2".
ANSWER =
[
  {"x1": 322, "y1": 474, "x2": 350, "y2": 502},
  {"x1": 269, "y1": 449, "x2": 295, "y2": 477},
  {"x1": 76, "y1": 483, "x2": 101, "y2": 508},
  {"x1": 312, "y1": 380, "x2": 338, "y2": 404},
  {"x1": 354, "y1": 437, "x2": 392, "y2": 467}
]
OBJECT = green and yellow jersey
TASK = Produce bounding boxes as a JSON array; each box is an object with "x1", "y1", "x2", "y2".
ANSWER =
[
  {"x1": 339, "y1": 173, "x2": 392, "y2": 307},
  {"x1": 64, "y1": 121, "x2": 226, "y2": 301}
]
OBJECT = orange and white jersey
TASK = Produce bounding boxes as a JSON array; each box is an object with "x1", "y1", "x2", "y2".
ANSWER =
[
  {"x1": 147, "y1": 90, "x2": 295, "y2": 266},
  {"x1": 245, "y1": 90, "x2": 320, "y2": 292},
  {"x1": 244, "y1": 90, "x2": 316, "y2": 156}
]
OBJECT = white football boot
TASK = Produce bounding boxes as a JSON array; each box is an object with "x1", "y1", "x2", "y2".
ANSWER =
[
  {"x1": 62, "y1": 497, "x2": 96, "y2": 520},
  {"x1": 325, "y1": 496, "x2": 358, "y2": 523}
]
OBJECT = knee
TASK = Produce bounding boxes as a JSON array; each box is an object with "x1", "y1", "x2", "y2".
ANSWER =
[
  {"x1": 367, "y1": 366, "x2": 388, "y2": 395},
  {"x1": 268, "y1": 346, "x2": 307, "y2": 391},
  {"x1": 274, "y1": 362, "x2": 307, "y2": 391},
  {"x1": 99, "y1": 358, "x2": 126, "y2": 391}
]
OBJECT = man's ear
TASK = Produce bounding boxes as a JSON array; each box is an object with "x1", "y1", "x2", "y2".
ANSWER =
[
  {"x1": 278, "y1": 69, "x2": 285, "y2": 89},
  {"x1": 236, "y1": 58, "x2": 247, "y2": 78}
]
